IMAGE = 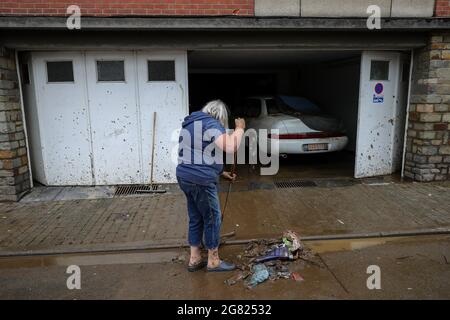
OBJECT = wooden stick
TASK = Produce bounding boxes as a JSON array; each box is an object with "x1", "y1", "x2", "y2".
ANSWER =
[
  {"x1": 221, "y1": 139, "x2": 238, "y2": 222},
  {"x1": 139, "y1": 111, "x2": 166, "y2": 194},
  {"x1": 221, "y1": 231, "x2": 236, "y2": 239},
  {"x1": 150, "y1": 111, "x2": 157, "y2": 185}
]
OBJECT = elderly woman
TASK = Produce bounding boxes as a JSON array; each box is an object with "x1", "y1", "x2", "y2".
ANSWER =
[{"x1": 177, "y1": 100, "x2": 245, "y2": 272}]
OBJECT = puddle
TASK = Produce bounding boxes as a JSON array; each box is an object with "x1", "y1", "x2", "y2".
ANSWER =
[
  {"x1": 0, "y1": 250, "x2": 181, "y2": 270},
  {"x1": 305, "y1": 235, "x2": 446, "y2": 254},
  {"x1": 1, "y1": 235, "x2": 447, "y2": 270},
  {"x1": 306, "y1": 237, "x2": 399, "y2": 253}
]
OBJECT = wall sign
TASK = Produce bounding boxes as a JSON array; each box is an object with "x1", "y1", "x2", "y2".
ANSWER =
[
  {"x1": 373, "y1": 95, "x2": 384, "y2": 103},
  {"x1": 375, "y1": 83, "x2": 384, "y2": 94},
  {"x1": 373, "y1": 82, "x2": 384, "y2": 103}
]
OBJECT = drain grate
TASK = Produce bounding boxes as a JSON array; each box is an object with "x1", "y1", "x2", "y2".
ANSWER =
[
  {"x1": 274, "y1": 180, "x2": 318, "y2": 189},
  {"x1": 114, "y1": 184, "x2": 159, "y2": 197}
]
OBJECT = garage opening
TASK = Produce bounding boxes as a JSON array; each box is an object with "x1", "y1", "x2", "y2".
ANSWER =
[
  {"x1": 17, "y1": 48, "x2": 410, "y2": 187},
  {"x1": 189, "y1": 50, "x2": 362, "y2": 181},
  {"x1": 188, "y1": 49, "x2": 410, "y2": 182}
]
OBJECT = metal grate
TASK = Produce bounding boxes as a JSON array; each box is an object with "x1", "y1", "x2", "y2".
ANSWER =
[
  {"x1": 274, "y1": 180, "x2": 318, "y2": 189},
  {"x1": 114, "y1": 184, "x2": 159, "y2": 197}
]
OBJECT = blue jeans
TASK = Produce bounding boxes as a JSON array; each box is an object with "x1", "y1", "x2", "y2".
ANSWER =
[{"x1": 177, "y1": 178, "x2": 222, "y2": 250}]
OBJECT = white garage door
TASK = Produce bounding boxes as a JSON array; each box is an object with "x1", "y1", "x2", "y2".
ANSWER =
[
  {"x1": 136, "y1": 51, "x2": 188, "y2": 183},
  {"x1": 27, "y1": 51, "x2": 188, "y2": 185},
  {"x1": 85, "y1": 52, "x2": 141, "y2": 185},
  {"x1": 30, "y1": 52, "x2": 93, "y2": 185},
  {"x1": 355, "y1": 51, "x2": 408, "y2": 178}
]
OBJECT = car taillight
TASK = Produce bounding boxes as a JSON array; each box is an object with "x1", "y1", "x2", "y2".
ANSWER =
[{"x1": 268, "y1": 132, "x2": 345, "y2": 139}]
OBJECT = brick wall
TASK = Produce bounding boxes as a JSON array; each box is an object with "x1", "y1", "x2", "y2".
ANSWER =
[
  {"x1": 436, "y1": 0, "x2": 450, "y2": 16},
  {"x1": 2, "y1": 0, "x2": 447, "y2": 17},
  {"x1": 404, "y1": 33, "x2": 450, "y2": 182},
  {"x1": 0, "y1": 0, "x2": 254, "y2": 16},
  {"x1": 0, "y1": 48, "x2": 30, "y2": 201}
]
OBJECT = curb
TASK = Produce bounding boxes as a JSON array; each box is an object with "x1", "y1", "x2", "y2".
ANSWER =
[{"x1": 1, "y1": 227, "x2": 450, "y2": 257}]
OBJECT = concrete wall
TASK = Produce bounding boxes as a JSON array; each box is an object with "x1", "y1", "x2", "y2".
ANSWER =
[
  {"x1": 0, "y1": 47, "x2": 30, "y2": 201},
  {"x1": 255, "y1": 0, "x2": 437, "y2": 17},
  {"x1": 301, "y1": 0, "x2": 392, "y2": 17},
  {"x1": 255, "y1": 0, "x2": 300, "y2": 17},
  {"x1": 392, "y1": 0, "x2": 436, "y2": 17},
  {"x1": 404, "y1": 32, "x2": 450, "y2": 181}
]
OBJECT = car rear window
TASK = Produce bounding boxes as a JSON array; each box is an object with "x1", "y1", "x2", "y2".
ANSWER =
[{"x1": 266, "y1": 99, "x2": 281, "y2": 115}]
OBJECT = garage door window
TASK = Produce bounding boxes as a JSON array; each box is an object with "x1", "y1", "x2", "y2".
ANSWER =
[
  {"x1": 47, "y1": 61, "x2": 74, "y2": 83},
  {"x1": 370, "y1": 60, "x2": 389, "y2": 81},
  {"x1": 266, "y1": 99, "x2": 283, "y2": 115},
  {"x1": 148, "y1": 61, "x2": 175, "y2": 81},
  {"x1": 97, "y1": 61, "x2": 125, "y2": 82}
]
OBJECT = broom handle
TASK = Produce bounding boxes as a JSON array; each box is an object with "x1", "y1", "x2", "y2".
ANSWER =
[
  {"x1": 150, "y1": 111, "x2": 157, "y2": 185},
  {"x1": 221, "y1": 137, "x2": 238, "y2": 222}
]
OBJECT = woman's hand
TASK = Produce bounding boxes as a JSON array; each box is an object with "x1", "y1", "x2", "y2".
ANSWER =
[
  {"x1": 235, "y1": 118, "x2": 246, "y2": 130},
  {"x1": 222, "y1": 171, "x2": 237, "y2": 181}
]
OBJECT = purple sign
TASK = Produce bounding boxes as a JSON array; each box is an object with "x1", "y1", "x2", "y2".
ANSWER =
[{"x1": 375, "y1": 83, "x2": 384, "y2": 95}]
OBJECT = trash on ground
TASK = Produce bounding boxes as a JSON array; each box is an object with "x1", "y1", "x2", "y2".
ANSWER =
[
  {"x1": 396, "y1": 255, "x2": 413, "y2": 260},
  {"x1": 246, "y1": 264, "x2": 269, "y2": 289},
  {"x1": 255, "y1": 246, "x2": 294, "y2": 263},
  {"x1": 291, "y1": 272, "x2": 304, "y2": 282},
  {"x1": 229, "y1": 230, "x2": 318, "y2": 288},
  {"x1": 225, "y1": 271, "x2": 250, "y2": 286},
  {"x1": 282, "y1": 230, "x2": 303, "y2": 252},
  {"x1": 172, "y1": 253, "x2": 187, "y2": 264},
  {"x1": 268, "y1": 263, "x2": 291, "y2": 281}
]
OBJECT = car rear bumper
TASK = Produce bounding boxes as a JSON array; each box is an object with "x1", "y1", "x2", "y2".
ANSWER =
[{"x1": 262, "y1": 136, "x2": 349, "y2": 154}]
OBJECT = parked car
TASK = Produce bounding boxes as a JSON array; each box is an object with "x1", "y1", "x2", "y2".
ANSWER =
[{"x1": 242, "y1": 96, "x2": 348, "y2": 155}]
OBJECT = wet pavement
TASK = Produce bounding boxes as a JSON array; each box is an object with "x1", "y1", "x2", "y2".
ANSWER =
[
  {"x1": 20, "y1": 152, "x2": 356, "y2": 202},
  {"x1": 1, "y1": 179, "x2": 450, "y2": 255},
  {"x1": 2, "y1": 152, "x2": 449, "y2": 299},
  {"x1": 1, "y1": 234, "x2": 449, "y2": 299}
]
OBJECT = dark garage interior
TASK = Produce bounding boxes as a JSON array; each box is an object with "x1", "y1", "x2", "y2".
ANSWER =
[{"x1": 188, "y1": 50, "x2": 362, "y2": 181}]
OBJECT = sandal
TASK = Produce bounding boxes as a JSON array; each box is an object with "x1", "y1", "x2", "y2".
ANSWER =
[
  {"x1": 207, "y1": 261, "x2": 236, "y2": 272},
  {"x1": 187, "y1": 260, "x2": 207, "y2": 272}
]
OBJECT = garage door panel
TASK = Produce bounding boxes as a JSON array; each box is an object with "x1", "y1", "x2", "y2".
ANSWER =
[
  {"x1": 32, "y1": 52, "x2": 93, "y2": 185},
  {"x1": 27, "y1": 50, "x2": 188, "y2": 186},
  {"x1": 85, "y1": 52, "x2": 142, "y2": 185},
  {"x1": 355, "y1": 51, "x2": 400, "y2": 178},
  {"x1": 137, "y1": 51, "x2": 188, "y2": 183}
]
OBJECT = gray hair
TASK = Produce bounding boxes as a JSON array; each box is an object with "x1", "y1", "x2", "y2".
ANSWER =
[{"x1": 202, "y1": 100, "x2": 229, "y2": 128}]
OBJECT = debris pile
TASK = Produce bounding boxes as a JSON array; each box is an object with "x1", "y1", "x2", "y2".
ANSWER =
[{"x1": 226, "y1": 230, "x2": 316, "y2": 289}]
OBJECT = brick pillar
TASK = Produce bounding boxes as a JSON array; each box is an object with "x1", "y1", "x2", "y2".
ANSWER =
[
  {"x1": 405, "y1": 33, "x2": 450, "y2": 182},
  {"x1": 0, "y1": 47, "x2": 30, "y2": 201},
  {"x1": 435, "y1": 0, "x2": 450, "y2": 17}
]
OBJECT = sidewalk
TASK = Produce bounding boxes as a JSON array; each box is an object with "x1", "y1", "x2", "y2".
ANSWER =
[{"x1": 0, "y1": 180, "x2": 450, "y2": 255}]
